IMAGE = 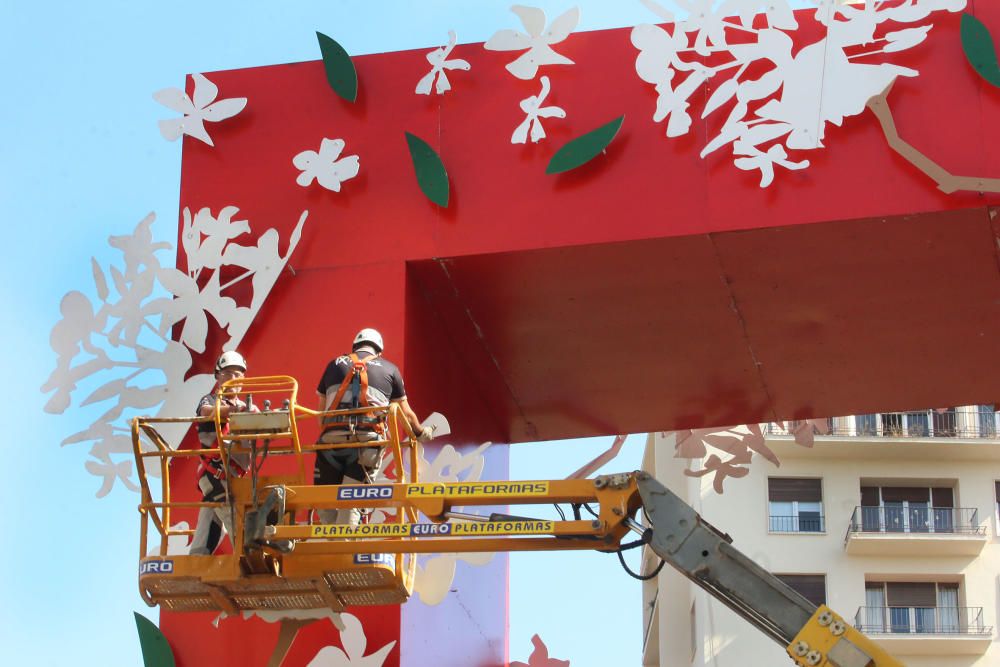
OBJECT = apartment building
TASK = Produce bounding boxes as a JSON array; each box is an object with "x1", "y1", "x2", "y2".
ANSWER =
[{"x1": 641, "y1": 408, "x2": 1000, "y2": 667}]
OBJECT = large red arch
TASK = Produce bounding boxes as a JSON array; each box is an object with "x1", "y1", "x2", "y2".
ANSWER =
[{"x1": 162, "y1": 5, "x2": 1000, "y2": 665}]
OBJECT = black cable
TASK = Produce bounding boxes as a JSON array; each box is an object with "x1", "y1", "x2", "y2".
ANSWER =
[
  {"x1": 617, "y1": 550, "x2": 666, "y2": 581},
  {"x1": 582, "y1": 503, "x2": 599, "y2": 519},
  {"x1": 553, "y1": 504, "x2": 566, "y2": 521},
  {"x1": 614, "y1": 526, "x2": 667, "y2": 581},
  {"x1": 571, "y1": 503, "x2": 582, "y2": 520}
]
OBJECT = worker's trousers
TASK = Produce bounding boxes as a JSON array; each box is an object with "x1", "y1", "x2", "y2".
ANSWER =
[
  {"x1": 314, "y1": 430, "x2": 383, "y2": 526},
  {"x1": 189, "y1": 474, "x2": 234, "y2": 555}
]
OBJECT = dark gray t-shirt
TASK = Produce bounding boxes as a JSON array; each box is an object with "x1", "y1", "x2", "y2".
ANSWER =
[{"x1": 317, "y1": 351, "x2": 406, "y2": 408}]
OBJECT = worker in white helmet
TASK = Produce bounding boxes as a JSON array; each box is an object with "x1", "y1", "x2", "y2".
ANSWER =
[
  {"x1": 190, "y1": 350, "x2": 257, "y2": 555},
  {"x1": 315, "y1": 328, "x2": 434, "y2": 525}
]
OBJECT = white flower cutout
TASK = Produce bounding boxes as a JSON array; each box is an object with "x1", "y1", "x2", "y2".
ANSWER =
[
  {"x1": 307, "y1": 613, "x2": 395, "y2": 666},
  {"x1": 416, "y1": 30, "x2": 471, "y2": 95},
  {"x1": 153, "y1": 73, "x2": 247, "y2": 147},
  {"x1": 293, "y1": 138, "x2": 360, "y2": 192},
  {"x1": 485, "y1": 5, "x2": 579, "y2": 80},
  {"x1": 512, "y1": 76, "x2": 566, "y2": 144}
]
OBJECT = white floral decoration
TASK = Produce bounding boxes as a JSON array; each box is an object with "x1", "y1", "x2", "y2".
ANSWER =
[
  {"x1": 150, "y1": 521, "x2": 192, "y2": 556},
  {"x1": 153, "y1": 73, "x2": 247, "y2": 147},
  {"x1": 630, "y1": 0, "x2": 965, "y2": 186},
  {"x1": 397, "y1": 441, "x2": 496, "y2": 606},
  {"x1": 416, "y1": 30, "x2": 471, "y2": 95},
  {"x1": 666, "y1": 416, "x2": 829, "y2": 494},
  {"x1": 485, "y1": 5, "x2": 580, "y2": 80},
  {"x1": 294, "y1": 139, "x2": 361, "y2": 192},
  {"x1": 307, "y1": 613, "x2": 395, "y2": 667},
  {"x1": 43, "y1": 209, "x2": 307, "y2": 495},
  {"x1": 512, "y1": 76, "x2": 566, "y2": 144}
]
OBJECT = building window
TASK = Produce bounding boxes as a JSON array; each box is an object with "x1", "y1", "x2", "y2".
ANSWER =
[
  {"x1": 857, "y1": 485, "x2": 961, "y2": 533},
  {"x1": 995, "y1": 481, "x2": 999, "y2": 522},
  {"x1": 859, "y1": 582, "x2": 971, "y2": 634},
  {"x1": 979, "y1": 406, "x2": 998, "y2": 438},
  {"x1": 768, "y1": 478, "x2": 823, "y2": 532},
  {"x1": 777, "y1": 574, "x2": 826, "y2": 607}
]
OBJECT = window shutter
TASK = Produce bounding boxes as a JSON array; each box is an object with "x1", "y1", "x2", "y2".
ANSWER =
[
  {"x1": 860, "y1": 487, "x2": 879, "y2": 506},
  {"x1": 768, "y1": 478, "x2": 822, "y2": 502},
  {"x1": 880, "y1": 487, "x2": 930, "y2": 503},
  {"x1": 886, "y1": 583, "x2": 936, "y2": 607},
  {"x1": 931, "y1": 487, "x2": 954, "y2": 508},
  {"x1": 777, "y1": 575, "x2": 826, "y2": 606}
]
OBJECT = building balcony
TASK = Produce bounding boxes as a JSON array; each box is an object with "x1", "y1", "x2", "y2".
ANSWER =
[
  {"x1": 768, "y1": 514, "x2": 825, "y2": 534},
  {"x1": 844, "y1": 506, "x2": 987, "y2": 556},
  {"x1": 764, "y1": 407, "x2": 1000, "y2": 440},
  {"x1": 854, "y1": 607, "x2": 993, "y2": 655}
]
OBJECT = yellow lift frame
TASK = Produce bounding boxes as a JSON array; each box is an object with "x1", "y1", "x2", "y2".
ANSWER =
[{"x1": 132, "y1": 376, "x2": 904, "y2": 666}]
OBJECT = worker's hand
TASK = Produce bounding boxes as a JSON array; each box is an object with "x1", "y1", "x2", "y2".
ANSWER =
[{"x1": 416, "y1": 426, "x2": 434, "y2": 442}]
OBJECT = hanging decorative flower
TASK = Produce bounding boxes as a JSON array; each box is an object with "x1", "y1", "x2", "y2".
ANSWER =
[
  {"x1": 512, "y1": 76, "x2": 566, "y2": 144},
  {"x1": 293, "y1": 138, "x2": 361, "y2": 192},
  {"x1": 153, "y1": 73, "x2": 247, "y2": 147},
  {"x1": 485, "y1": 5, "x2": 579, "y2": 80},
  {"x1": 416, "y1": 30, "x2": 471, "y2": 95}
]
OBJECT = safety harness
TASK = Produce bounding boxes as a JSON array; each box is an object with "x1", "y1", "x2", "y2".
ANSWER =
[
  {"x1": 197, "y1": 401, "x2": 249, "y2": 482},
  {"x1": 320, "y1": 352, "x2": 388, "y2": 438},
  {"x1": 318, "y1": 353, "x2": 388, "y2": 481}
]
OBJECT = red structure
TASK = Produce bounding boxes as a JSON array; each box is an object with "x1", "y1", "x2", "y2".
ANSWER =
[{"x1": 163, "y1": 5, "x2": 1000, "y2": 665}]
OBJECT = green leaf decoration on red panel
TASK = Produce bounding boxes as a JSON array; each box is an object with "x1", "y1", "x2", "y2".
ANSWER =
[
  {"x1": 960, "y1": 14, "x2": 1000, "y2": 88},
  {"x1": 405, "y1": 132, "x2": 450, "y2": 207},
  {"x1": 546, "y1": 115, "x2": 625, "y2": 174},
  {"x1": 316, "y1": 31, "x2": 358, "y2": 102},
  {"x1": 135, "y1": 612, "x2": 175, "y2": 667}
]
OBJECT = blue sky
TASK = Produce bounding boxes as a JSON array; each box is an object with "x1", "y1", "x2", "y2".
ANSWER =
[{"x1": 0, "y1": 2, "x2": 656, "y2": 664}]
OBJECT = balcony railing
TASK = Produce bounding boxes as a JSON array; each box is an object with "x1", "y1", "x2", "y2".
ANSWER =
[
  {"x1": 763, "y1": 407, "x2": 1000, "y2": 439},
  {"x1": 848, "y1": 506, "x2": 984, "y2": 535},
  {"x1": 768, "y1": 514, "x2": 825, "y2": 533},
  {"x1": 855, "y1": 606, "x2": 992, "y2": 636}
]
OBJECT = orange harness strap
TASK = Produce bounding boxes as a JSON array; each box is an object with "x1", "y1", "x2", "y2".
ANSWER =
[{"x1": 322, "y1": 353, "x2": 385, "y2": 435}]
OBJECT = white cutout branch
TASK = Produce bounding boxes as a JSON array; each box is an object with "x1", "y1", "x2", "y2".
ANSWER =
[
  {"x1": 485, "y1": 5, "x2": 579, "y2": 80},
  {"x1": 409, "y1": 441, "x2": 495, "y2": 606},
  {"x1": 630, "y1": 0, "x2": 966, "y2": 186},
  {"x1": 44, "y1": 208, "x2": 307, "y2": 495},
  {"x1": 294, "y1": 138, "x2": 360, "y2": 192},
  {"x1": 867, "y1": 82, "x2": 1000, "y2": 194},
  {"x1": 512, "y1": 76, "x2": 566, "y2": 144},
  {"x1": 416, "y1": 30, "x2": 471, "y2": 95},
  {"x1": 154, "y1": 73, "x2": 247, "y2": 147},
  {"x1": 566, "y1": 434, "x2": 625, "y2": 479}
]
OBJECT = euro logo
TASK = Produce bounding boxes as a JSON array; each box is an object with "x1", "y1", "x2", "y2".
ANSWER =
[
  {"x1": 139, "y1": 560, "x2": 174, "y2": 575},
  {"x1": 337, "y1": 485, "x2": 393, "y2": 500},
  {"x1": 354, "y1": 553, "x2": 394, "y2": 565}
]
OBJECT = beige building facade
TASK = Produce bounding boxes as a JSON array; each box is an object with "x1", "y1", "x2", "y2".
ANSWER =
[{"x1": 642, "y1": 409, "x2": 1000, "y2": 667}]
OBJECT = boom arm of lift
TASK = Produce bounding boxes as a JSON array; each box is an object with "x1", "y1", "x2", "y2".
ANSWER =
[{"x1": 635, "y1": 474, "x2": 903, "y2": 667}]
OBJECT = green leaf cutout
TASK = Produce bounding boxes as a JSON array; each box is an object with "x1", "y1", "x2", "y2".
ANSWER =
[
  {"x1": 961, "y1": 13, "x2": 1000, "y2": 88},
  {"x1": 405, "y1": 132, "x2": 450, "y2": 208},
  {"x1": 546, "y1": 116, "x2": 625, "y2": 175},
  {"x1": 316, "y1": 32, "x2": 358, "y2": 102},
  {"x1": 135, "y1": 612, "x2": 175, "y2": 667}
]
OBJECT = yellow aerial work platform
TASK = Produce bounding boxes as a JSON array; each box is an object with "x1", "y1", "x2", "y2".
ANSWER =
[
  {"x1": 132, "y1": 376, "x2": 641, "y2": 616},
  {"x1": 132, "y1": 375, "x2": 905, "y2": 666}
]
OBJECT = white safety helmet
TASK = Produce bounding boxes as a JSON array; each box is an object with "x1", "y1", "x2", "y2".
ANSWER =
[
  {"x1": 352, "y1": 328, "x2": 384, "y2": 352},
  {"x1": 215, "y1": 350, "x2": 247, "y2": 374}
]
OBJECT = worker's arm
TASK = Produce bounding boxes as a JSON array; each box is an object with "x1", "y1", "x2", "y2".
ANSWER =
[
  {"x1": 392, "y1": 397, "x2": 428, "y2": 439},
  {"x1": 199, "y1": 397, "x2": 244, "y2": 420}
]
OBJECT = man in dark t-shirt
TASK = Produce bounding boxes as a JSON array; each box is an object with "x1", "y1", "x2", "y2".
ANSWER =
[{"x1": 314, "y1": 328, "x2": 432, "y2": 525}]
